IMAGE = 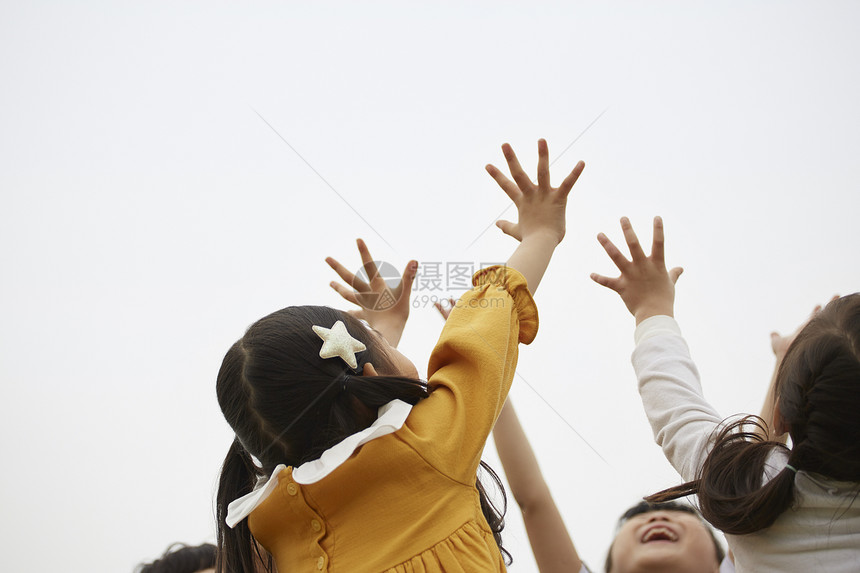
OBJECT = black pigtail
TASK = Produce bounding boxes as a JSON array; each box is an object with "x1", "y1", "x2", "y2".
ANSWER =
[{"x1": 215, "y1": 438, "x2": 272, "y2": 573}]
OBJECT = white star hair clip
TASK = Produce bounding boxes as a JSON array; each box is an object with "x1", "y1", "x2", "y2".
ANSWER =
[{"x1": 312, "y1": 320, "x2": 367, "y2": 370}]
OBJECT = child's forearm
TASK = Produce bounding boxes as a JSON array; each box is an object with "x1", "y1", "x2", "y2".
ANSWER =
[
  {"x1": 493, "y1": 401, "x2": 582, "y2": 572},
  {"x1": 505, "y1": 232, "x2": 560, "y2": 296}
]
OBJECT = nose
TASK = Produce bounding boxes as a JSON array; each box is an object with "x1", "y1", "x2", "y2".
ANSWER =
[{"x1": 646, "y1": 511, "x2": 673, "y2": 523}]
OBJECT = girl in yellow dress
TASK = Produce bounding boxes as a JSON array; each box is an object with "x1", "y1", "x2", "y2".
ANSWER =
[{"x1": 214, "y1": 140, "x2": 584, "y2": 573}]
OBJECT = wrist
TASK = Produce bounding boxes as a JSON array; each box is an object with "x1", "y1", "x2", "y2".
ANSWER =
[
  {"x1": 373, "y1": 317, "x2": 407, "y2": 345},
  {"x1": 634, "y1": 306, "x2": 674, "y2": 325},
  {"x1": 520, "y1": 229, "x2": 562, "y2": 248}
]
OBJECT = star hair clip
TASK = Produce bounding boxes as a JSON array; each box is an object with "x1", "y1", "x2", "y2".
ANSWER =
[{"x1": 312, "y1": 320, "x2": 366, "y2": 371}]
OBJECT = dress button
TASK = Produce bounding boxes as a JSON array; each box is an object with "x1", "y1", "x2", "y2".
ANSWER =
[
  {"x1": 286, "y1": 483, "x2": 298, "y2": 495},
  {"x1": 317, "y1": 556, "x2": 325, "y2": 570},
  {"x1": 311, "y1": 519, "x2": 322, "y2": 532}
]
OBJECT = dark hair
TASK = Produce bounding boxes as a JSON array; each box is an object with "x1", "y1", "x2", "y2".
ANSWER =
[
  {"x1": 136, "y1": 543, "x2": 216, "y2": 573},
  {"x1": 477, "y1": 460, "x2": 511, "y2": 565},
  {"x1": 604, "y1": 501, "x2": 724, "y2": 573},
  {"x1": 647, "y1": 293, "x2": 860, "y2": 535},
  {"x1": 215, "y1": 306, "x2": 508, "y2": 572}
]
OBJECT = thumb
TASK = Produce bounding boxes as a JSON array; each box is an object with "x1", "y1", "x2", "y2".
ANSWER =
[
  {"x1": 496, "y1": 220, "x2": 522, "y2": 241},
  {"x1": 669, "y1": 267, "x2": 684, "y2": 284},
  {"x1": 400, "y1": 260, "x2": 418, "y2": 296},
  {"x1": 770, "y1": 331, "x2": 781, "y2": 353}
]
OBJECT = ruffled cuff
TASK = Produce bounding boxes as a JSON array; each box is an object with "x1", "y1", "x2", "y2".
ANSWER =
[{"x1": 471, "y1": 265, "x2": 538, "y2": 344}]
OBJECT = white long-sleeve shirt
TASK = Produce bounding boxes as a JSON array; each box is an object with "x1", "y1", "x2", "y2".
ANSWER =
[{"x1": 633, "y1": 316, "x2": 860, "y2": 573}]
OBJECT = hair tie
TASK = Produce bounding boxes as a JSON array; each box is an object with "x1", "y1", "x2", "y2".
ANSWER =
[
  {"x1": 785, "y1": 464, "x2": 798, "y2": 473},
  {"x1": 340, "y1": 373, "x2": 352, "y2": 393}
]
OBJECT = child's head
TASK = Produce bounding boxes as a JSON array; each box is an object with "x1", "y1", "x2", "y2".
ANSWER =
[
  {"x1": 215, "y1": 306, "x2": 428, "y2": 573},
  {"x1": 605, "y1": 501, "x2": 723, "y2": 573},
  {"x1": 649, "y1": 293, "x2": 860, "y2": 536},
  {"x1": 136, "y1": 543, "x2": 217, "y2": 573},
  {"x1": 775, "y1": 292, "x2": 860, "y2": 481},
  {"x1": 216, "y1": 305, "x2": 424, "y2": 470}
]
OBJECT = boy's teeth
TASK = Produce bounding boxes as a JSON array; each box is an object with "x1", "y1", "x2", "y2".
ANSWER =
[{"x1": 643, "y1": 527, "x2": 678, "y2": 542}]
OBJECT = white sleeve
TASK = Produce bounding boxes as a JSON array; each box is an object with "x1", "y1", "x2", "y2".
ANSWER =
[{"x1": 632, "y1": 315, "x2": 724, "y2": 482}]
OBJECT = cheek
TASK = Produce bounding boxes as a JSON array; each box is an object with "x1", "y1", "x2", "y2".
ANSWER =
[
  {"x1": 683, "y1": 527, "x2": 719, "y2": 565},
  {"x1": 608, "y1": 529, "x2": 636, "y2": 570}
]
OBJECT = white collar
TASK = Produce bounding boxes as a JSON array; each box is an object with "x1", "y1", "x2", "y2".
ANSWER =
[{"x1": 225, "y1": 399, "x2": 412, "y2": 528}]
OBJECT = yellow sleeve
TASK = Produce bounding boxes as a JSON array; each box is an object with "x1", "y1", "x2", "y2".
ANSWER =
[{"x1": 398, "y1": 266, "x2": 538, "y2": 484}]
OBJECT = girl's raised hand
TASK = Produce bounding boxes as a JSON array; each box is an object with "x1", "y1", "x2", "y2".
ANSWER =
[
  {"x1": 591, "y1": 217, "x2": 684, "y2": 324},
  {"x1": 326, "y1": 238, "x2": 417, "y2": 347},
  {"x1": 486, "y1": 139, "x2": 585, "y2": 245}
]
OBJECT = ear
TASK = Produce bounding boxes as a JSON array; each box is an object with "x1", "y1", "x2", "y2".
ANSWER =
[{"x1": 362, "y1": 363, "x2": 379, "y2": 377}]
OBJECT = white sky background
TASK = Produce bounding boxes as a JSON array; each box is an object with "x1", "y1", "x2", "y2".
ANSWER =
[{"x1": 1, "y1": 1, "x2": 858, "y2": 571}]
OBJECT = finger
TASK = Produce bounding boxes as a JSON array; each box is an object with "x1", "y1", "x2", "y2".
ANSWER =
[
  {"x1": 496, "y1": 220, "x2": 522, "y2": 241},
  {"x1": 433, "y1": 301, "x2": 452, "y2": 321},
  {"x1": 399, "y1": 260, "x2": 418, "y2": 297},
  {"x1": 669, "y1": 267, "x2": 684, "y2": 284},
  {"x1": 536, "y1": 139, "x2": 550, "y2": 189},
  {"x1": 558, "y1": 160, "x2": 585, "y2": 197},
  {"x1": 590, "y1": 272, "x2": 622, "y2": 292},
  {"x1": 620, "y1": 217, "x2": 647, "y2": 262},
  {"x1": 770, "y1": 331, "x2": 781, "y2": 352},
  {"x1": 326, "y1": 256, "x2": 369, "y2": 292},
  {"x1": 486, "y1": 164, "x2": 522, "y2": 203},
  {"x1": 651, "y1": 216, "x2": 665, "y2": 263},
  {"x1": 330, "y1": 281, "x2": 360, "y2": 306},
  {"x1": 597, "y1": 232, "x2": 630, "y2": 271},
  {"x1": 501, "y1": 143, "x2": 534, "y2": 192},
  {"x1": 356, "y1": 238, "x2": 381, "y2": 284}
]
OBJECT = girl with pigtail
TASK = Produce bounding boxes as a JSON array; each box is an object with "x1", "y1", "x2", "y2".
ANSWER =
[
  {"x1": 214, "y1": 140, "x2": 585, "y2": 573},
  {"x1": 592, "y1": 217, "x2": 860, "y2": 572}
]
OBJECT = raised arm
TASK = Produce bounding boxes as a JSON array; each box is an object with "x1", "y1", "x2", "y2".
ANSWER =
[
  {"x1": 493, "y1": 401, "x2": 583, "y2": 573},
  {"x1": 591, "y1": 218, "x2": 718, "y2": 480},
  {"x1": 486, "y1": 139, "x2": 584, "y2": 295},
  {"x1": 425, "y1": 299, "x2": 585, "y2": 572}
]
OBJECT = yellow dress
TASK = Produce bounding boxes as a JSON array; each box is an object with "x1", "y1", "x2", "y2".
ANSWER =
[{"x1": 249, "y1": 266, "x2": 538, "y2": 572}]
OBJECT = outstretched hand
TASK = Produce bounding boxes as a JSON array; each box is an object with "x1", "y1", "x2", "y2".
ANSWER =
[
  {"x1": 591, "y1": 217, "x2": 683, "y2": 324},
  {"x1": 486, "y1": 139, "x2": 585, "y2": 295},
  {"x1": 486, "y1": 139, "x2": 585, "y2": 245},
  {"x1": 326, "y1": 238, "x2": 417, "y2": 347}
]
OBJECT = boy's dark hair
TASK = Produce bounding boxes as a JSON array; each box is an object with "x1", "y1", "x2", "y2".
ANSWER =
[
  {"x1": 647, "y1": 293, "x2": 860, "y2": 535},
  {"x1": 136, "y1": 543, "x2": 216, "y2": 573},
  {"x1": 215, "y1": 305, "x2": 508, "y2": 573},
  {"x1": 604, "y1": 501, "x2": 724, "y2": 572}
]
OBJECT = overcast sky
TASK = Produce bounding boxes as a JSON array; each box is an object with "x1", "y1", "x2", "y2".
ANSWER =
[{"x1": 2, "y1": 2, "x2": 858, "y2": 572}]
